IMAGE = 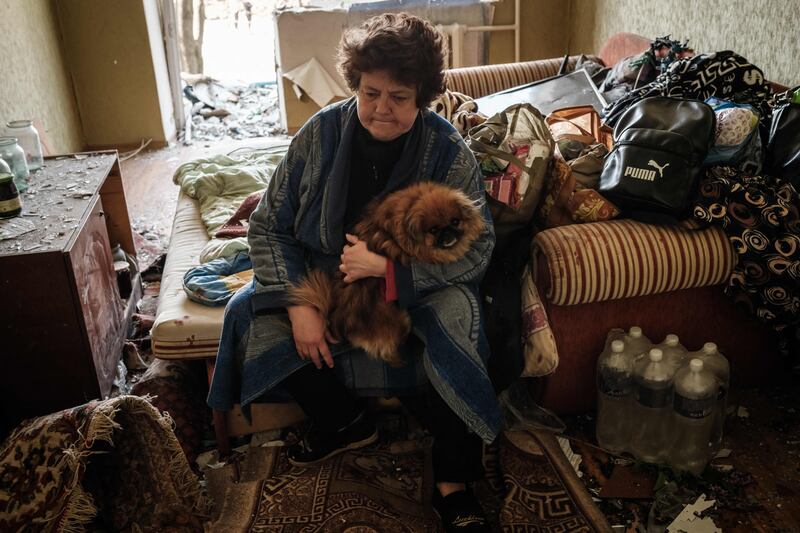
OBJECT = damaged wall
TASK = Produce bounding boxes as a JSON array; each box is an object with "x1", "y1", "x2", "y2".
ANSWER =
[
  {"x1": 275, "y1": 1, "x2": 493, "y2": 133},
  {"x1": 55, "y1": 0, "x2": 176, "y2": 148},
  {"x1": 568, "y1": 0, "x2": 800, "y2": 87},
  {"x1": 0, "y1": 0, "x2": 84, "y2": 154}
]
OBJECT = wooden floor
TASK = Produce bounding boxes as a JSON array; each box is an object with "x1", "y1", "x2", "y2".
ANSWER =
[{"x1": 119, "y1": 135, "x2": 290, "y2": 240}]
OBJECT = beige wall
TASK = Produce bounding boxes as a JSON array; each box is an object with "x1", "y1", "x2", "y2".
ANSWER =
[
  {"x1": 0, "y1": 0, "x2": 84, "y2": 154},
  {"x1": 56, "y1": 0, "x2": 175, "y2": 147},
  {"x1": 567, "y1": 0, "x2": 800, "y2": 87}
]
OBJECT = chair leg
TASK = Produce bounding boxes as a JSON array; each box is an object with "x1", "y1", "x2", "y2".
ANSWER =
[
  {"x1": 206, "y1": 358, "x2": 231, "y2": 458},
  {"x1": 212, "y1": 408, "x2": 231, "y2": 458}
]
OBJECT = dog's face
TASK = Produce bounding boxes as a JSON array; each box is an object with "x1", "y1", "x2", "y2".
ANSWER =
[{"x1": 361, "y1": 182, "x2": 484, "y2": 265}]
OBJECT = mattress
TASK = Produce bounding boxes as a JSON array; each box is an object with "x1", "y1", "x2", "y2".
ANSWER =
[{"x1": 152, "y1": 192, "x2": 225, "y2": 359}]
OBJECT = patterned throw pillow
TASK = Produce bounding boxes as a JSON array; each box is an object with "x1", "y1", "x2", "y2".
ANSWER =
[{"x1": 520, "y1": 265, "x2": 559, "y2": 377}]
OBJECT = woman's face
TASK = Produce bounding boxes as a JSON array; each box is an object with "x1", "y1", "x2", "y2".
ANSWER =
[{"x1": 356, "y1": 70, "x2": 419, "y2": 141}]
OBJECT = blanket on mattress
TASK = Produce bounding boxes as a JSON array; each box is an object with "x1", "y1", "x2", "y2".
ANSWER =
[{"x1": 172, "y1": 145, "x2": 289, "y2": 262}]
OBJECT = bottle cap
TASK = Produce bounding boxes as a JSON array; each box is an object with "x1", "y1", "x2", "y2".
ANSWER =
[
  {"x1": 629, "y1": 326, "x2": 642, "y2": 338},
  {"x1": 665, "y1": 334, "x2": 679, "y2": 346},
  {"x1": 690, "y1": 358, "x2": 703, "y2": 372},
  {"x1": 611, "y1": 340, "x2": 625, "y2": 352},
  {"x1": 649, "y1": 348, "x2": 663, "y2": 362},
  {"x1": 703, "y1": 342, "x2": 717, "y2": 354}
]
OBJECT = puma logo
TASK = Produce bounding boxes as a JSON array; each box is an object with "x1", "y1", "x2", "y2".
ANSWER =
[
  {"x1": 623, "y1": 166, "x2": 656, "y2": 181},
  {"x1": 648, "y1": 160, "x2": 669, "y2": 178}
]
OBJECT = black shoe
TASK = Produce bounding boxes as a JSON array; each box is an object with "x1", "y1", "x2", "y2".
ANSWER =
[
  {"x1": 287, "y1": 411, "x2": 378, "y2": 466},
  {"x1": 432, "y1": 488, "x2": 490, "y2": 532}
]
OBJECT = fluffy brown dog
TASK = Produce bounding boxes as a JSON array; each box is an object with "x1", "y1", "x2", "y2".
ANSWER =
[{"x1": 289, "y1": 181, "x2": 485, "y2": 365}]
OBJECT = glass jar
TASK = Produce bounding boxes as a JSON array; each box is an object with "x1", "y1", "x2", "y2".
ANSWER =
[
  {"x1": 0, "y1": 137, "x2": 30, "y2": 192},
  {"x1": 0, "y1": 172, "x2": 22, "y2": 219},
  {"x1": 5, "y1": 120, "x2": 44, "y2": 171}
]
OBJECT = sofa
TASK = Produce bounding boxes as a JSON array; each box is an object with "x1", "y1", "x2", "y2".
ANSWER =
[
  {"x1": 531, "y1": 219, "x2": 778, "y2": 414},
  {"x1": 151, "y1": 34, "x2": 779, "y2": 454}
]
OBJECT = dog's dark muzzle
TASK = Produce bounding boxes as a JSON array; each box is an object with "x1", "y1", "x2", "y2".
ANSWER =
[{"x1": 435, "y1": 227, "x2": 464, "y2": 249}]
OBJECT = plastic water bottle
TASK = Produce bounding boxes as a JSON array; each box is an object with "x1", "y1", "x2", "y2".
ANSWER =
[
  {"x1": 656, "y1": 334, "x2": 688, "y2": 375},
  {"x1": 625, "y1": 326, "x2": 652, "y2": 362},
  {"x1": 596, "y1": 340, "x2": 634, "y2": 454},
  {"x1": 694, "y1": 342, "x2": 730, "y2": 452},
  {"x1": 604, "y1": 328, "x2": 625, "y2": 348},
  {"x1": 630, "y1": 349, "x2": 674, "y2": 463},
  {"x1": 670, "y1": 359, "x2": 718, "y2": 475}
]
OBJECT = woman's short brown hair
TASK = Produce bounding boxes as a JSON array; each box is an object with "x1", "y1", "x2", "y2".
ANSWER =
[{"x1": 337, "y1": 12, "x2": 446, "y2": 109}]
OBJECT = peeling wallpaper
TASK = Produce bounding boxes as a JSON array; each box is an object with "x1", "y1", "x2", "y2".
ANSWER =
[
  {"x1": 568, "y1": 0, "x2": 800, "y2": 87},
  {"x1": 0, "y1": 0, "x2": 83, "y2": 154}
]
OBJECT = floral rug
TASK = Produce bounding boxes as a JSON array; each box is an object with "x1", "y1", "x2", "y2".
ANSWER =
[
  {"x1": 0, "y1": 395, "x2": 210, "y2": 532},
  {"x1": 207, "y1": 429, "x2": 611, "y2": 532}
]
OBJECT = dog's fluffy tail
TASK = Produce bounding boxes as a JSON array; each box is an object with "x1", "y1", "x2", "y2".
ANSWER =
[{"x1": 289, "y1": 270, "x2": 335, "y2": 317}]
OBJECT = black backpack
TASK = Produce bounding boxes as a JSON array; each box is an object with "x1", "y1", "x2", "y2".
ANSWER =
[
  {"x1": 599, "y1": 96, "x2": 716, "y2": 221},
  {"x1": 765, "y1": 87, "x2": 800, "y2": 189}
]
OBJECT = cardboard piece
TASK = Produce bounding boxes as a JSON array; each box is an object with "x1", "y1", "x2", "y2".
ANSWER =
[
  {"x1": 283, "y1": 57, "x2": 350, "y2": 109},
  {"x1": 666, "y1": 494, "x2": 720, "y2": 533}
]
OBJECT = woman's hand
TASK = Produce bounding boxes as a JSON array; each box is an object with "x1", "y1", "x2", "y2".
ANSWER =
[
  {"x1": 287, "y1": 305, "x2": 337, "y2": 369},
  {"x1": 340, "y1": 234, "x2": 387, "y2": 283}
]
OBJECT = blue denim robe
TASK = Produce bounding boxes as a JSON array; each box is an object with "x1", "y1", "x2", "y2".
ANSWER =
[{"x1": 208, "y1": 98, "x2": 501, "y2": 442}]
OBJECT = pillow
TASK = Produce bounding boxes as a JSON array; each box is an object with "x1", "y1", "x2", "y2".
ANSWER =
[
  {"x1": 214, "y1": 190, "x2": 264, "y2": 238},
  {"x1": 520, "y1": 265, "x2": 558, "y2": 377}
]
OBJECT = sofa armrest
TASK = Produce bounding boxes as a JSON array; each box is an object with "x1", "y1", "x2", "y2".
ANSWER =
[
  {"x1": 444, "y1": 55, "x2": 596, "y2": 99},
  {"x1": 533, "y1": 220, "x2": 735, "y2": 306}
]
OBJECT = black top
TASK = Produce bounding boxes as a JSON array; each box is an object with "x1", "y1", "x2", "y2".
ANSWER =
[{"x1": 344, "y1": 122, "x2": 408, "y2": 231}]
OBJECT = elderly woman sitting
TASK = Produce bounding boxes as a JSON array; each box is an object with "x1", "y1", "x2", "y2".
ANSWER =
[{"x1": 208, "y1": 13, "x2": 499, "y2": 531}]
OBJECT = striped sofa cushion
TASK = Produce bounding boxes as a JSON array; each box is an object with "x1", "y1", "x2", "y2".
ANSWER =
[
  {"x1": 533, "y1": 220, "x2": 735, "y2": 306},
  {"x1": 445, "y1": 56, "x2": 592, "y2": 99}
]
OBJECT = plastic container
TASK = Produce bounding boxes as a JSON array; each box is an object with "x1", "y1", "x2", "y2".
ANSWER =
[
  {"x1": 630, "y1": 348, "x2": 674, "y2": 463},
  {"x1": 625, "y1": 326, "x2": 652, "y2": 361},
  {"x1": 656, "y1": 334, "x2": 688, "y2": 375},
  {"x1": 0, "y1": 137, "x2": 29, "y2": 192},
  {"x1": 596, "y1": 339, "x2": 634, "y2": 454},
  {"x1": 694, "y1": 342, "x2": 730, "y2": 451},
  {"x1": 670, "y1": 359, "x2": 718, "y2": 475},
  {"x1": 4, "y1": 120, "x2": 44, "y2": 171}
]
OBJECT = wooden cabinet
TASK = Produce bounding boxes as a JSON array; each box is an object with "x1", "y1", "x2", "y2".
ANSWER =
[{"x1": 0, "y1": 152, "x2": 139, "y2": 435}]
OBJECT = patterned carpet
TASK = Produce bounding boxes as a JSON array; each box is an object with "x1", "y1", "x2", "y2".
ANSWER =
[
  {"x1": 0, "y1": 396, "x2": 210, "y2": 532},
  {"x1": 207, "y1": 430, "x2": 611, "y2": 532},
  {"x1": 209, "y1": 439, "x2": 438, "y2": 532}
]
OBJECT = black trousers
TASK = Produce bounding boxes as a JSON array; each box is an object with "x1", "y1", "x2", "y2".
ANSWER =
[{"x1": 284, "y1": 363, "x2": 485, "y2": 483}]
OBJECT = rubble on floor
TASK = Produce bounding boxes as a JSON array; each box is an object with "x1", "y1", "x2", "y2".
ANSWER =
[
  {"x1": 562, "y1": 378, "x2": 800, "y2": 532},
  {"x1": 184, "y1": 78, "x2": 283, "y2": 142}
]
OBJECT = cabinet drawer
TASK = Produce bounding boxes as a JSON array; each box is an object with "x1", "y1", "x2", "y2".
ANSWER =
[{"x1": 66, "y1": 195, "x2": 124, "y2": 397}]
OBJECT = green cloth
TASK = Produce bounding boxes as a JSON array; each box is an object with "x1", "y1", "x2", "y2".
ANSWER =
[{"x1": 173, "y1": 145, "x2": 289, "y2": 262}]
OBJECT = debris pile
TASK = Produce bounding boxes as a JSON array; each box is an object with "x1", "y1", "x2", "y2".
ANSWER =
[{"x1": 183, "y1": 78, "x2": 283, "y2": 142}]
